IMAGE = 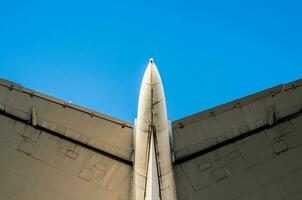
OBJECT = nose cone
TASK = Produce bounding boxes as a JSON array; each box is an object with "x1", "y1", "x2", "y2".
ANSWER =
[
  {"x1": 141, "y1": 58, "x2": 161, "y2": 85},
  {"x1": 137, "y1": 58, "x2": 168, "y2": 131}
]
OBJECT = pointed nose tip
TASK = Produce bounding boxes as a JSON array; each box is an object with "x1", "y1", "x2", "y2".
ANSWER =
[{"x1": 141, "y1": 58, "x2": 161, "y2": 85}]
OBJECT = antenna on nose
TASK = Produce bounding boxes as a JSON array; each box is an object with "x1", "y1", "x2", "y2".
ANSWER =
[{"x1": 149, "y1": 58, "x2": 154, "y2": 63}]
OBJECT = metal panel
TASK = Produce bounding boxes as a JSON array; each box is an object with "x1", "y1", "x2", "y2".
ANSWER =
[
  {"x1": 173, "y1": 78, "x2": 302, "y2": 162},
  {"x1": 172, "y1": 78, "x2": 302, "y2": 200},
  {"x1": 0, "y1": 77, "x2": 133, "y2": 162},
  {"x1": 0, "y1": 114, "x2": 131, "y2": 200},
  {"x1": 174, "y1": 114, "x2": 302, "y2": 200}
]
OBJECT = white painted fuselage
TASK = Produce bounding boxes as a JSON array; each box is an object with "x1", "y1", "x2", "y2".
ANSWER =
[{"x1": 132, "y1": 59, "x2": 177, "y2": 200}]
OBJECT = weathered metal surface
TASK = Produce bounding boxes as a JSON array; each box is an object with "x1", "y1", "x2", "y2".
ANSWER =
[
  {"x1": 0, "y1": 114, "x2": 132, "y2": 200},
  {"x1": 173, "y1": 78, "x2": 302, "y2": 200},
  {"x1": 0, "y1": 77, "x2": 133, "y2": 162},
  {"x1": 174, "y1": 114, "x2": 302, "y2": 200},
  {"x1": 173, "y1": 78, "x2": 302, "y2": 161},
  {"x1": 1, "y1": 69, "x2": 302, "y2": 200}
]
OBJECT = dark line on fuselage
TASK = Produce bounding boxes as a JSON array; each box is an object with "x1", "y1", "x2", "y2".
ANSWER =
[
  {"x1": 143, "y1": 125, "x2": 152, "y2": 200},
  {"x1": 151, "y1": 64, "x2": 154, "y2": 128},
  {"x1": 152, "y1": 126, "x2": 163, "y2": 200},
  {"x1": 0, "y1": 110, "x2": 132, "y2": 166},
  {"x1": 173, "y1": 110, "x2": 302, "y2": 166}
]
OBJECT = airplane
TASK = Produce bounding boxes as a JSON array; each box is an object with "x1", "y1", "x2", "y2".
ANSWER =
[{"x1": 0, "y1": 59, "x2": 302, "y2": 200}]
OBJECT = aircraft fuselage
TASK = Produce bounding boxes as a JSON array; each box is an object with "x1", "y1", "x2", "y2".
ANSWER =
[{"x1": 133, "y1": 59, "x2": 177, "y2": 200}]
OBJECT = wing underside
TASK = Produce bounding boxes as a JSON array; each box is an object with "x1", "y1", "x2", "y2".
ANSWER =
[
  {"x1": 0, "y1": 78, "x2": 133, "y2": 200},
  {"x1": 172, "y1": 78, "x2": 302, "y2": 200}
]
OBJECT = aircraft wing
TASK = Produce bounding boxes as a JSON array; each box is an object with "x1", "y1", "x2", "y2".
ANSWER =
[
  {"x1": 172, "y1": 78, "x2": 302, "y2": 200},
  {"x1": 0, "y1": 78, "x2": 133, "y2": 200}
]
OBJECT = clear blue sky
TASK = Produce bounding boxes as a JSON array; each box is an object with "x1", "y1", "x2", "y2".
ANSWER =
[{"x1": 0, "y1": 0, "x2": 301, "y2": 123}]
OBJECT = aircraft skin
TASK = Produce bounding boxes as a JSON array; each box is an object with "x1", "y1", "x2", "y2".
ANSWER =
[
  {"x1": 1, "y1": 59, "x2": 302, "y2": 200},
  {"x1": 133, "y1": 58, "x2": 177, "y2": 200}
]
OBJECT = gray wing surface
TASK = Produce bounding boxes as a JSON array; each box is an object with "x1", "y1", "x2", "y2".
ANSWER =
[
  {"x1": 172, "y1": 78, "x2": 302, "y2": 200},
  {"x1": 0, "y1": 78, "x2": 133, "y2": 200}
]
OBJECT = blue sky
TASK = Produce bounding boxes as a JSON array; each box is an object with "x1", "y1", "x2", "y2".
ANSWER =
[{"x1": 0, "y1": 0, "x2": 301, "y2": 123}]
